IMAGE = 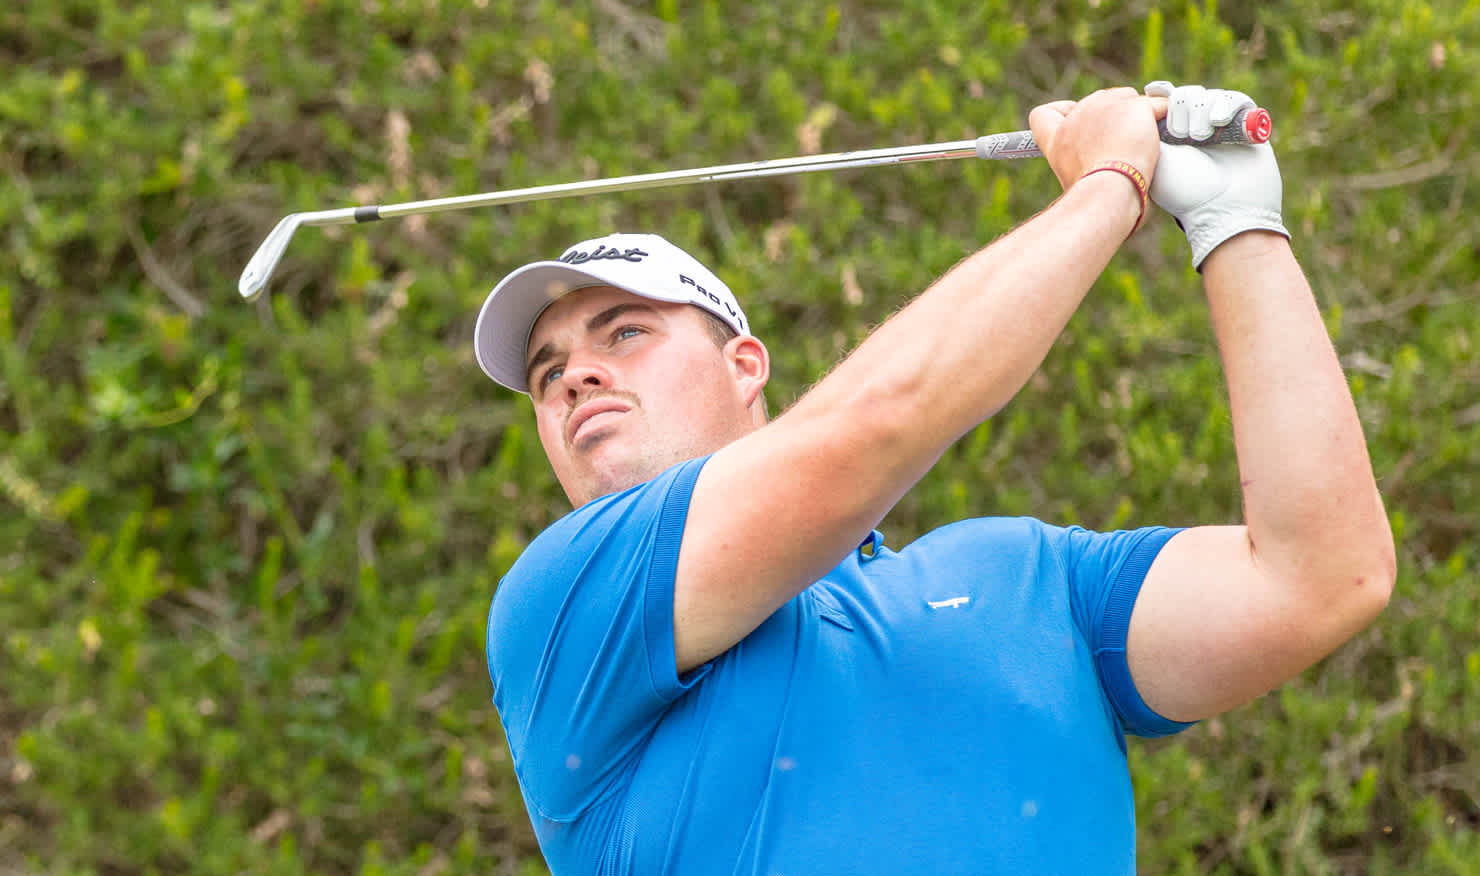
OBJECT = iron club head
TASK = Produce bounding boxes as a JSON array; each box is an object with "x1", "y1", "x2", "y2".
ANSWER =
[
  {"x1": 239, "y1": 212, "x2": 306, "y2": 301},
  {"x1": 238, "y1": 206, "x2": 364, "y2": 300}
]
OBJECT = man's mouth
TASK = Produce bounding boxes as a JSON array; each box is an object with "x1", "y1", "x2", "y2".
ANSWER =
[{"x1": 566, "y1": 399, "x2": 632, "y2": 445}]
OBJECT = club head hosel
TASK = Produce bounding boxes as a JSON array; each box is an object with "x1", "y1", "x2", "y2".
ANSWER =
[{"x1": 238, "y1": 207, "x2": 366, "y2": 300}]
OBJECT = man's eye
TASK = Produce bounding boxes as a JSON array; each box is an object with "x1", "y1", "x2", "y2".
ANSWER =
[
  {"x1": 540, "y1": 366, "x2": 563, "y2": 386},
  {"x1": 614, "y1": 326, "x2": 643, "y2": 341}
]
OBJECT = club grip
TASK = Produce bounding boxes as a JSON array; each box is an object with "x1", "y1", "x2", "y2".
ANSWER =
[
  {"x1": 1158, "y1": 106, "x2": 1272, "y2": 146},
  {"x1": 974, "y1": 107, "x2": 1273, "y2": 162}
]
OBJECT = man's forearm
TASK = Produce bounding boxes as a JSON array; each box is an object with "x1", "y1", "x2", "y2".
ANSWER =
[{"x1": 1202, "y1": 232, "x2": 1395, "y2": 594}]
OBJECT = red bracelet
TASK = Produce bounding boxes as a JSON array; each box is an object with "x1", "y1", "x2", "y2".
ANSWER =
[{"x1": 1080, "y1": 160, "x2": 1149, "y2": 234}]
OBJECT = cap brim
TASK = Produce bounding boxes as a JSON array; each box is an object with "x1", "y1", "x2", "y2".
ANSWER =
[{"x1": 473, "y1": 260, "x2": 692, "y2": 393}]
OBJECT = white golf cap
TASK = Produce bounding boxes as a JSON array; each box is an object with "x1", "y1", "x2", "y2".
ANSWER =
[{"x1": 474, "y1": 233, "x2": 750, "y2": 393}]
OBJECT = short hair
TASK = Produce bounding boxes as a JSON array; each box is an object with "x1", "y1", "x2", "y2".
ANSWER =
[
  {"x1": 692, "y1": 305, "x2": 768, "y2": 420},
  {"x1": 695, "y1": 307, "x2": 739, "y2": 349}
]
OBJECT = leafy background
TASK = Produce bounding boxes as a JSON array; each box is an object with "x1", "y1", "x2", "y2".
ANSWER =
[{"x1": 2, "y1": 1, "x2": 1477, "y2": 874}]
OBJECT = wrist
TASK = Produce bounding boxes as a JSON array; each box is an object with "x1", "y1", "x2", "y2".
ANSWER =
[
  {"x1": 1187, "y1": 213, "x2": 1292, "y2": 270},
  {"x1": 1199, "y1": 229, "x2": 1292, "y2": 272},
  {"x1": 1077, "y1": 161, "x2": 1149, "y2": 237}
]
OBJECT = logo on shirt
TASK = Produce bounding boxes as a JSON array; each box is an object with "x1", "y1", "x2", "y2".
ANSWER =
[{"x1": 927, "y1": 596, "x2": 970, "y2": 610}]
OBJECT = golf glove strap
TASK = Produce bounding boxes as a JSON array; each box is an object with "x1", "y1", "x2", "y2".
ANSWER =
[{"x1": 1143, "y1": 81, "x2": 1290, "y2": 269}]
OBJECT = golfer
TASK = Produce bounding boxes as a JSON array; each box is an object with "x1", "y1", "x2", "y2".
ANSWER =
[{"x1": 475, "y1": 82, "x2": 1394, "y2": 874}]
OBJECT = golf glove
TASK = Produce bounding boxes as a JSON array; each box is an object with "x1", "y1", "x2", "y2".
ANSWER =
[{"x1": 1143, "y1": 81, "x2": 1290, "y2": 269}]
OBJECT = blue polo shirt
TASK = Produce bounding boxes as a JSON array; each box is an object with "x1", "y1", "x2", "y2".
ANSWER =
[{"x1": 487, "y1": 455, "x2": 1191, "y2": 875}]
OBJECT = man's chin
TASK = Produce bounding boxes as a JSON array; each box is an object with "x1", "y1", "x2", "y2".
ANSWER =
[
  {"x1": 569, "y1": 421, "x2": 623, "y2": 454},
  {"x1": 567, "y1": 440, "x2": 660, "y2": 505},
  {"x1": 571, "y1": 470, "x2": 649, "y2": 507}
]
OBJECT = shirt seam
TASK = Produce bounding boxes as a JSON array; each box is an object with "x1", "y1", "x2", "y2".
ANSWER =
[{"x1": 644, "y1": 455, "x2": 709, "y2": 700}]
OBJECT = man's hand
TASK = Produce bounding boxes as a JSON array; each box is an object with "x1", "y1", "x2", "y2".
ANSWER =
[
  {"x1": 1028, "y1": 87, "x2": 1163, "y2": 193},
  {"x1": 1143, "y1": 81, "x2": 1291, "y2": 268}
]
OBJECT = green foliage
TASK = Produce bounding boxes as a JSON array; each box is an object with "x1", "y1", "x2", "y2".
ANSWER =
[{"x1": 2, "y1": 1, "x2": 1476, "y2": 874}]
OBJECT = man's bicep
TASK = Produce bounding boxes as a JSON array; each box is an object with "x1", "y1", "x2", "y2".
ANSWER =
[{"x1": 1127, "y1": 525, "x2": 1371, "y2": 723}]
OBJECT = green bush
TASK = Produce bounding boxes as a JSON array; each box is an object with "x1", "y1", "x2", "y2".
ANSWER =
[{"x1": 1, "y1": 1, "x2": 1475, "y2": 874}]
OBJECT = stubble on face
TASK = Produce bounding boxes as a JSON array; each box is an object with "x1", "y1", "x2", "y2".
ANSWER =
[
  {"x1": 561, "y1": 380, "x2": 746, "y2": 506},
  {"x1": 561, "y1": 388, "x2": 653, "y2": 503},
  {"x1": 527, "y1": 288, "x2": 742, "y2": 507}
]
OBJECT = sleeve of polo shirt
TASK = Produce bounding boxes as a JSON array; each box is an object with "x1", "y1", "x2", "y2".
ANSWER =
[
  {"x1": 1059, "y1": 524, "x2": 1196, "y2": 739},
  {"x1": 486, "y1": 455, "x2": 711, "y2": 821}
]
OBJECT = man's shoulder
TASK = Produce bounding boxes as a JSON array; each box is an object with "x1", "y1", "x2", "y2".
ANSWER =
[
  {"x1": 862, "y1": 515, "x2": 1096, "y2": 589},
  {"x1": 487, "y1": 455, "x2": 711, "y2": 690},
  {"x1": 905, "y1": 514, "x2": 1060, "y2": 552},
  {"x1": 820, "y1": 517, "x2": 1064, "y2": 604},
  {"x1": 907, "y1": 515, "x2": 1175, "y2": 555},
  {"x1": 497, "y1": 455, "x2": 710, "y2": 595}
]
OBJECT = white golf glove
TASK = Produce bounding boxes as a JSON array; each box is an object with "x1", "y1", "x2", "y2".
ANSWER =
[{"x1": 1143, "y1": 81, "x2": 1290, "y2": 269}]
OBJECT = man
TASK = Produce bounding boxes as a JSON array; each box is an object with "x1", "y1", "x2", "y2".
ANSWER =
[{"x1": 475, "y1": 83, "x2": 1394, "y2": 874}]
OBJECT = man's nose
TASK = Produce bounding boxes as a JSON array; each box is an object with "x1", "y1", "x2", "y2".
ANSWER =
[{"x1": 559, "y1": 349, "x2": 612, "y2": 397}]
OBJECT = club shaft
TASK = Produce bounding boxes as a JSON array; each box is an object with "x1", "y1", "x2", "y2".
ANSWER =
[
  {"x1": 237, "y1": 134, "x2": 1034, "y2": 299},
  {"x1": 330, "y1": 138, "x2": 1016, "y2": 226},
  {"x1": 238, "y1": 107, "x2": 1270, "y2": 300},
  {"x1": 299, "y1": 105, "x2": 1268, "y2": 228}
]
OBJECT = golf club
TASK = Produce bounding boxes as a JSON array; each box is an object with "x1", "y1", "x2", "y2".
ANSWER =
[{"x1": 238, "y1": 107, "x2": 1271, "y2": 301}]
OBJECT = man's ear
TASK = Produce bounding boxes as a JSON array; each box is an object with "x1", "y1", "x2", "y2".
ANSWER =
[{"x1": 725, "y1": 335, "x2": 770, "y2": 408}]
